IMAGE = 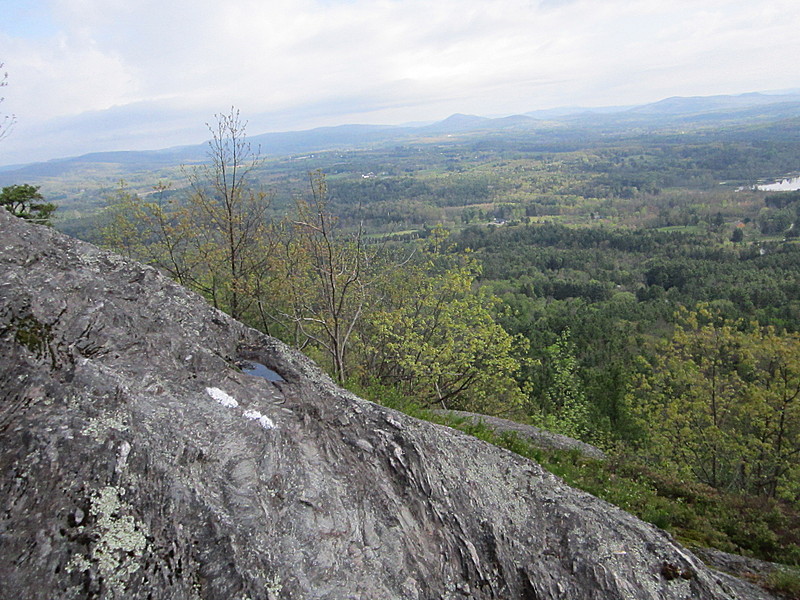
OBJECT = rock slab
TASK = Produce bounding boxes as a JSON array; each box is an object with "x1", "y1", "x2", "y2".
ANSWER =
[
  {"x1": 434, "y1": 409, "x2": 607, "y2": 460},
  {"x1": 0, "y1": 210, "x2": 775, "y2": 599}
]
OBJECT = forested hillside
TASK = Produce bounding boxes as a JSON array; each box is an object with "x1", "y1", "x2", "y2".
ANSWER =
[{"x1": 8, "y1": 100, "x2": 800, "y2": 587}]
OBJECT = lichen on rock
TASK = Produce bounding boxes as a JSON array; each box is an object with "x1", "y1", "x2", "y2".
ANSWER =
[
  {"x1": 82, "y1": 412, "x2": 130, "y2": 442},
  {"x1": 66, "y1": 486, "x2": 149, "y2": 598}
]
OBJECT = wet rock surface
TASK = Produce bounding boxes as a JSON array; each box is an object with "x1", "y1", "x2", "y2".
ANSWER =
[{"x1": 0, "y1": 210, "x2": 778, "y2": 599}]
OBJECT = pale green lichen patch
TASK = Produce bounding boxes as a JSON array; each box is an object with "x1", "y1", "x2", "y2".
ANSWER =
[
  {"x1": 84, "y1": 485, "x2": 149, "y2": 597},
  {"x1": 82, "y1": 413, "x2": 129, "y2": 442},
  {"x1": 66, "y1": 552, "x2": 91, "y2": 574},
  {"x1": 265, "y1": 573, "x2": 283, "y2": 599}
]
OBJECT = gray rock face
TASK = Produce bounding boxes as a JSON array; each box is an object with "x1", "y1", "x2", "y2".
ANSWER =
[
  {"x1": 0, "y1": 210, "x2": 776, "y2": 599},
  {"x1": 691, "y1": 547, "x2": 785, "y2": 589},
  {"x1": 434, "y1": 410, "x2": 607, "y2": 460}
]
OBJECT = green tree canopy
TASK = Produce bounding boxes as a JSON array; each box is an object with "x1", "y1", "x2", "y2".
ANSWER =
[
  {"x1": 631, "y1": 305, "x2": 800, "y2": 500},
  {"x1": 0, "y1": 184, "x2": 56, "y2": 225},
  {"x1": 359, "y1": 242, "x2": 526, "y2": 414},
  {"x1": 537, "y1": 328, "x2": 593, "y2": 441}
]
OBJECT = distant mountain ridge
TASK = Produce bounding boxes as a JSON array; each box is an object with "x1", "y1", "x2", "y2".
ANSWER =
[
  {"x1": 2, "y1": 91, "x2": 799, "y2": 184},
  {"x1": 624, "y1": 92, "x2": 799, "y2": 115}
]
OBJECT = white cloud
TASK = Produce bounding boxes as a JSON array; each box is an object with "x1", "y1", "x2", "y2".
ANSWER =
[
  {"x1": 1, "y1": 0, "x2": 799, "y2": 163},
  {"x1": 1, "y1": 32, "x2": 135, "y2": 121}
]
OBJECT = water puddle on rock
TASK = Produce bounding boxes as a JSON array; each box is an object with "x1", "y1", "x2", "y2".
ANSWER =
[{"x1": 239, "y1": 360, "x2": 285, "y2": 382}]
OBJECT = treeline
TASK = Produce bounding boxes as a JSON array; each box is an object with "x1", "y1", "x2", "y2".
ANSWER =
[
  {"x1": 760, "y1": 189, "x2": 800, "y2": 236},
  {"x1": 329, "y1": 174, "x2": 496, "y2": 208},
  {"x1": 318, "y1": 124, "x2": 800, "y2": 230},
  {"x1": 449, "y1": 220, "x2": 800, "y2": 508},
  {"x1": 456, "y1": 222, "x2": 800, "y2": 330}
]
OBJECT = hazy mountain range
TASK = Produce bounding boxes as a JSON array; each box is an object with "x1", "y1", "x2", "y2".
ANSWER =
[{"x1": 2, "y1": 91, "x2": 799, "y2": 185}]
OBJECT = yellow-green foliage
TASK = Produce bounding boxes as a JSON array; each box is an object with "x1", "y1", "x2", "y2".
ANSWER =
[
  {"x1": 631, "y1": 305, "x2": 800, "y2": 500},
  {"x1": 362, "y1": 248, "x2": 526, "y2": 413},
  {"x1": 535, "y1": 328, "x2": 593, "y2": 442},
  {"x1": 101, "y1": 168, "x2": 526, "y2": 414}
]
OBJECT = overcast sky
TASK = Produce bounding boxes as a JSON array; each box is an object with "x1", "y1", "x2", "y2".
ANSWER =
[{"x1": 1, "y1": 0, "x2": 799, "y2": 166}]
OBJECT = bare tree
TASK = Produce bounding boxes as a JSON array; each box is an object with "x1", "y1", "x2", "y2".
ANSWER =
[
  {"x1": 269, "y1": 171, "x2": 375, "y2": 383},
  {"x1": 101, "y1": 109, "x2": 274, "y2": 323},
  {"x1": 0, "y1": 63, "x2": 16, "y2": 141},
  {"x1": 184, "y1": 107, "x2": 273, "y2": 320}
]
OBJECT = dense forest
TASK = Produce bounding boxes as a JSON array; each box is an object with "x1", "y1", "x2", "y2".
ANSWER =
[{"x1": 9, "y1": 102, "x2": 800, "y2": 581}]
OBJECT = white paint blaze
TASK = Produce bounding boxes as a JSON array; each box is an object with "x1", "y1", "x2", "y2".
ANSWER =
[
  {"x1": 205, "y1": 386, "x2": 277, "y2": 430},
  {"x1": 243, "y1": 409, "x2": 276, "y2": 430},
  {"x1": 205, "y1": 386, "x2": 239, "y2": 408}
]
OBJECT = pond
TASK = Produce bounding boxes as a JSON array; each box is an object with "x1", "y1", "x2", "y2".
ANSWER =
[{"x1": 239, "y1": 360, "x2": 285, "y2": 382}]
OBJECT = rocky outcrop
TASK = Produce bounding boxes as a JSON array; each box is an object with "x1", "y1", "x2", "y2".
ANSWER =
[
  {"x1": 691, "y1": 547, "x2": 791, "y2": 595},
  {"x1": 0, "y1": 210, "x2": 777, "y2": 599},
  {"x1": 434, "y1": 410, "x2": 607, "y2": 460}
]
